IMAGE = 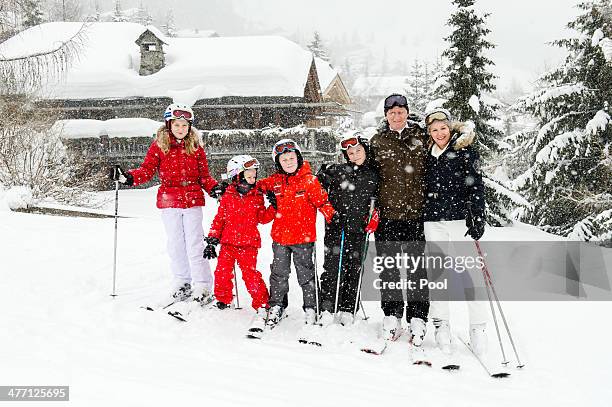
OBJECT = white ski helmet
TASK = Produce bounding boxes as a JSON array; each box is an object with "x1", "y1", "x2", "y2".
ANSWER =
[
  {"x1": 164, "y1": 103, "x2": 195, "y2": 123},
  {"x1": 271, "y1": 138, "x2": 303, "y2": 172},
  {"x1": 225, "y1": 154, "x2": 260, "y2": 181},
  {"x1": 271, "y1": 138, "x2": 301, "y2": 160}
]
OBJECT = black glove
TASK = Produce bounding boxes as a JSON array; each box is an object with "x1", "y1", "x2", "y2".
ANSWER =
[
  {"x1": 266, "y1": 191, "x2": 277, "y2": 210},
  {"x1": 210, "y1": 182, "x2": 228, "y2": 199},
  {"x1": 465, "y1": 203, "x2": 485, "y2": 240},
  {"x1": 109, "y1": 165, "x2": 134, "y2": 186},
  {"x1": 203, "y1": 236, "x2": 220, "y2": 259},
  {"x1": 330, "y1": 211, "x2": 346, "y2": 226}
]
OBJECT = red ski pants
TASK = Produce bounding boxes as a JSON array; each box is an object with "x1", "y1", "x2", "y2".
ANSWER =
[{"x1": 214, "y1": 244, "x2": 269, "y2": 310}]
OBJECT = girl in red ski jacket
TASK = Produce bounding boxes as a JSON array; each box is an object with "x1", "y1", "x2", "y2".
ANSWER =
[
  {"x1": 257, "y1": 139, "x2": 336, "y2": 328},
  {"x1": 203, "y1": 155, "x2": 275, "y2": 334},
  {"x1": 110, "y1": 103, "x2": 224, "y2": 304}
]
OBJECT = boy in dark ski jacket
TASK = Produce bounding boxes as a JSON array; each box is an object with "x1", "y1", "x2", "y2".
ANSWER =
[
  {"x1": 258, "y1": 139, "x2": 336, "y2": 328},
  {"x1": 317, "y1": 133, "x2": 379, "y2": 326},
  {"x1": 203, "y1": 155, "x2": 275, "y2": 334}
]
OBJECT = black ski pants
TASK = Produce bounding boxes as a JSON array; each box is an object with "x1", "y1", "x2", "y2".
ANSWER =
[{"x1": 374, "y1": 217, "x2": 429, "y2": 322}]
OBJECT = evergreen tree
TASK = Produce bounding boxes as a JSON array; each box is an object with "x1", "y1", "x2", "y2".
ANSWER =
[
  {"x1": 307, "y1": 31, "x2": 330, "y2": 61},
  {"x1": 437, "y1": 0, "x2": 523, "y2": 226},
  {"x1": 22, "y1": 0, "x2": 44, "y2": 28},
  {"x1": 407, "y1": 58, "x2": 425, "y2": 112},
  {"x1": 134, "y1": 1, "x2": 153, "y2": 26},
  {"x1": 512, "y1": 0, "x2": 612, "y2": 242},
  {"x1": 111, "y1": 0, "x2": 127, "y2": 22},
  {"x1": 163, "y1": 9, "x2": 177, "y2": 37},
  {"x1": 437, "y1": 0, "x2": 502, "y2": 155}
]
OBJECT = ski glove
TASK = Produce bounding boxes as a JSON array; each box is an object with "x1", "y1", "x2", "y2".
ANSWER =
[
  {"x1": 203, "y1": 236, "x2": 220, "y2": 259},
  {"x1": 465, "y1": 203, "x2": 485, "y2": 241},
  {"x1": 330, "y1": 211, "x2": 346, "y2": 225},
  {"x1": 209, "y1": 182, "x2": 228, "y2": 200},
  {"x1": 265, "y1": 191, "x2": 277, "y2": 210},
  {"x1": 364, "y1": 208, "x2": 380, "y2": 234},
  {"x1": 109, "y1": 165, "x2": 134, "y2": 186}
]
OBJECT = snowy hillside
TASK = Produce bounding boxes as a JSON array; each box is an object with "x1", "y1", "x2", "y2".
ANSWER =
[{"x1": 1, "y1": 187, "x2": 611, "y2": 406}]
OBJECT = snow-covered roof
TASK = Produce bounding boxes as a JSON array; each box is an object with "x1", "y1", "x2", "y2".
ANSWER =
[
  {"x1": 174, "y1": 29, "x2": 218, "y2": 38},
  {"x1": 0, "y1": 22, "x2": 316, "y2": 101},
  {"x1": 314, "y1": 57, "x2": 338, "y2": 93},
  {"x1": 52, "y1": 118, "x2": 162, "y2": 139},
  {"x1": 351, "y1": 75, "x2": 410, "y2": 97}
]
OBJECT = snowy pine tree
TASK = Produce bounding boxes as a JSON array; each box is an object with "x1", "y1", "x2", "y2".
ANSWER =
[
  {"x1": 134, "y1": 1, "x2": 153, "y2": 26},
  {"x1": 22, "y1": 0, "x2": 44, "y2": 28},
  {"x1": 436, "y1": 0, "x2": 520, "y2": 226},
  {"x1": 162, "y1": 9, "x2": 177, "y2": 37},
  {"x1": 438, "y1": 0, "x2": 502, "y2": 154},
  {"x1": 111, "y1": 0, "x2": 127, "y2": 22},
  {"x1": 512, "y1": 0, "x2": 612, "y2": 243},
  {"x1": 307, "y1": 31, "x2": 330, "y2": 61},
  {"x1": 407, "y1": 58, "x2": 425, "y2": 113}
]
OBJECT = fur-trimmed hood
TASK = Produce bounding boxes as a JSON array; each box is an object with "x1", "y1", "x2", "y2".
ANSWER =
[{"x1": 427, "y1": 121, "x2": 477, "y2": 151}]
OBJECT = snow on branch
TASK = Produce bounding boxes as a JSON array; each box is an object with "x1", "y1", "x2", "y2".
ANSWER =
[
  {"x1": 0, "y1": 22, "x2": 87, "y2": 95},
  {"x1": 586, "y1": 110, "x2": 610, "y2": 135}
]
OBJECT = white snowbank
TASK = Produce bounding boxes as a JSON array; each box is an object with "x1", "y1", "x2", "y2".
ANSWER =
[{"x1": 5, "y1": 185, "x2": 34, "y2": 210}]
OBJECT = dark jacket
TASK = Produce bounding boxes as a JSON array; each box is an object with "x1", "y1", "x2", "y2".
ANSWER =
[
  {"x1": 370, "y1": 120, "x2": 427, "y2": 221},
  {"x1": 317, "y1": 162, "x2": 379, "y2": 233},
  {"x1": 423, "y1": 127, "x2": 485, "y2": 222}
]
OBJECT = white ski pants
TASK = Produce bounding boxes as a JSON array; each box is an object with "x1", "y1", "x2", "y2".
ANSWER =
[
  {"x1": 424, "y1": 220, "x2": 488, "y2": 326},
  {"x1": 161, "y1": 206, "x2": 212, "y2": 289}
]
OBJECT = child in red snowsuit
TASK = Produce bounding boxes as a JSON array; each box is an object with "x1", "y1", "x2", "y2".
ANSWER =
[{"x1": 203, "y1": 155, "x2": 275, "y2": 332}]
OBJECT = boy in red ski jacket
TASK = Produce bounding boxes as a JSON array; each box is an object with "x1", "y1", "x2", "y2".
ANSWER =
[
  {"x1": 258, "y1": 139, "x2": 336, "y2": 329},
  {"x1": 203, "y1": 155, "x2": 275, "y2": 335}
]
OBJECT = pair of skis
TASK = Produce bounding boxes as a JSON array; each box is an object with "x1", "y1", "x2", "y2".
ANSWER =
[{"x1": 141, "y1": 295, "x2": 218, "y2": 322}]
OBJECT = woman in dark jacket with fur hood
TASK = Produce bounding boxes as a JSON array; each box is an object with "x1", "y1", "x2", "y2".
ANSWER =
[{"x1": 422, "y1": 108, "x2": 488, "y2": 357}]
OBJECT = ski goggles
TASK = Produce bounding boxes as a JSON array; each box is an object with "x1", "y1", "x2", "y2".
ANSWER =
[
  {"x1": 425, "y1": 111, "x2": 450, "y2": 125},
  {"x1": 340, "y1": 137, "x2": 361, "y2": 150},
  {"x1": 384, "y1": 94, "x2": 408, "y2": 109},
  {"x1": 243, "y1": 158, "x2": 260, "y2": 170},
  {"x1": 274, "y1": 141, "x2": 298, "y2": 155},
  {"x1": 170, "y1": 109, "x2": 193, "y2": 121}
]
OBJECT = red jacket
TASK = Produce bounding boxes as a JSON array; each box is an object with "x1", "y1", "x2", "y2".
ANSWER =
[
  {"x1": 258, "y1": 161, "x2": 335, "y2": 246},
  {"x1": 208, "y1": 184, "x2": 275, "y2": 248},
  {"x1": 129, "y1": 137, "x2": 218, "y2": 209}
]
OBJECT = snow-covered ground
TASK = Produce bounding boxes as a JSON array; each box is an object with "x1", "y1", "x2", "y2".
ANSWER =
[{"x1": 1, "y1": 187, "x2": 611, "y2": 406}]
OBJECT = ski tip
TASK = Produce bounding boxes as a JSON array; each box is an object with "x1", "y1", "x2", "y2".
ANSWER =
[
  {"x1": 491, "y1": 372, "x2": 511, "y2": 378},
  {"x1": 442, "y1": 364, "x2": 460, "y2": 371},
  {"x1": 140, "y1": 306, "x2": 155, "y2": 311},
  {"x1": 413, "y1": 360, "x2": 432, "y2": 367},
  {"x1": 298, "y1": 339, "x2": 308, "y2": 344},
  {"x1": 517, "y1": 364, "x2": 526, "y2": 369},
  {"x1": 307, "y1": 341, "x2": 322, "y2": 347}
]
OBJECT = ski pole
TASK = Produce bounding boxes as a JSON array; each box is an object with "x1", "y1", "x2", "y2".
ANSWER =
[
  {"x1": 313, "y1": 242, "x2": 320, "y2": 320},
  {"x1": 475, "y1": 240, "x2": 524, "y2": 368},
  {"x1": 353, "y1": 197, "x2": 377, "y2": 319},
  {"x1": 333, "y1": 227, "x2": 346, "y2": 315},
  {"x1": 233, "y1": 264, "x2": 242, "y2": 310},
  {"x1": 111, "y1": 173, "x2": 119, "y2": 298}
]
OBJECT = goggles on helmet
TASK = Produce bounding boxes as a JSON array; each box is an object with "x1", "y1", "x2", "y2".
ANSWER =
[
  {"x1": 340, "y1": 137, "x2": 361, "y2": 151},
  {"x1": 384, "y1": 94, "x2": 408, "y2": 109},
  {"x1": 425, "y1": 111, "x2": 450, "y2": 126},
  {"x1": 274, "y1": 141, "x2": 298, "y2": 155}
]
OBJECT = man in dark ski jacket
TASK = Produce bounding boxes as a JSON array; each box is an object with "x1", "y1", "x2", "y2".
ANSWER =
[
  {"x1": 370, "y1": 93, "x2": 430, "y2": 346},
  {"x1": 317, "y1": 133, "x2": 379, "y2": 325}
]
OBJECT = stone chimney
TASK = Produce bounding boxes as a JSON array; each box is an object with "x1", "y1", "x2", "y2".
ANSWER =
[{"x1": 135, "y1": 29, "x2": 167, "y2": 76}]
